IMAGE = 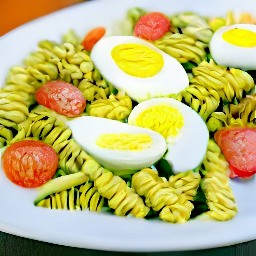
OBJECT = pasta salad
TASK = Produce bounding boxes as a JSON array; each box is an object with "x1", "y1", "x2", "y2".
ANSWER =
[{"x1": 0, "y1": 6, "x2": 256, "y2": 225}]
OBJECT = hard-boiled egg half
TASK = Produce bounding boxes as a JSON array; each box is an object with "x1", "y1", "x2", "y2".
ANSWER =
[
  {"x1": 67, "y1": 116, "x2": 167, "y2": 175},
  {"x1": 209, "y1": 24, "x2": 256, "y2": 70},
  {"x1": 90, "y1": 36, "x2": 189, "y2": 102},
  {"x1": 128, "y1": 98, "x2": 209, "y2": 173}
]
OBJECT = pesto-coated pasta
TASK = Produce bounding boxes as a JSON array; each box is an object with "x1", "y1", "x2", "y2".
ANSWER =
[
  {"x1": 200, "y1": 140, "x2": 238, "y2": 221},
  {"x1": 224, "y1": 94, "x2": 256, "y2": 125},
  {"x1": 178, "y1": 60, "x2": 255, "y2": 120},
  {"x1": 0, "y1": 72, "x2": 36, "y2": 134},
  {"x1": 0, "y1": 125, "x2": 13, "y2": 147},
  {"x1": 176, "y1": 83, "x2": 220, "y2": 120},
  {"x1": 154, "y1": 32, "x2": 207, "y2": 64},
  {"x1": 191, "y1": 60, "x2": 254, "y2": 102},
  {"x1": 81, "y1": 159, "x2": 149, "y2": 217},
  {"x1": 169, "y1": 170, "x2": 201, "y2": 201},
  {"x1": 86, "y1": 93, "x2": 133, "y2": 121},
  {"x1": 207, "y1": 94, "x2": 256, "y2": 132},
  {"x1": 132, "y1": 168, "x2": 179, "y2": 211},
  {"x1": 132, "y1": 168, "x2": 194, "y2": 223},
  {"x1": 159, "y1": 194, "x2": 194, "y2": 223},
  {"x1": 37, "y1": 181, "x2": 105, "y2": 212}
]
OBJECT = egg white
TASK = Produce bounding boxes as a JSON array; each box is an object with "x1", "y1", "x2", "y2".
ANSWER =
[
  {"x1": 209, "y1": 24, "x2": 256, "y2": 70},
  {"x1": 67, "y1": 116, "x2": 167, "y2": 174},
  {"x1": 128, "y1": 98, "x2": 209, "y2": 173},
  {"x1": 90, "y1": 36, "x2": 189, "y2": 102}
]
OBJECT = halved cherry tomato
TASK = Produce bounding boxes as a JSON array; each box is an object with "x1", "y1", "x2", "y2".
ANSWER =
[
  {"x1": 214, "y1": 126, "x2": 256, "y2": 178},
  {"x1": 134, "y1": 12, "x2": 171, "y2": 41},
  {"x1": 82, "y1": 26, "x2": 106, "y2": 51},
  {"x1": 35, "y1": 80, "x2": 86, "y2": 117},
  {"x1": 2, "y1": 140, "x2": 58, "y2": 188}
]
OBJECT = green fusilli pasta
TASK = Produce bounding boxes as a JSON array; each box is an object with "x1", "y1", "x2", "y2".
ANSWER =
[
  {"x1": 169, "y1": 170, "x2": 201, "y2": 201},
  {"x1": 207, "y1": 94, "x2": 256, "y2": 132},
  {"x1": 0, "y1": 66, "x2": 37, "y2": 135},
  {"x1": 176, "y1": 82, "x2": 220, "y2": 121},
  {"x1": 191, "y1": 60, "x2": 254, "y2": 102},
  {"x1": 154, "y1": 32, "x2": 207, "y2": 64},
  {"x1": 86, "y1": 93, "x2": 133, "y2": 121},
  {"x1": 132, "y1": 168, "x2": 194, "y2": 223},
  {"x1": 200, "y1": 140, "x2": 238, "y2": 221},
  {"x1": 178, "y1": 60, "x2": 255, "y2": 120},
  {"x1": 0, "y1": 125, "x2": 13, "y2": 147},
  {"x1": 81, "y1": 159, "x2": 150, "y2": 218},
  {"x1": 37, "y1": 181, "x2": 105, "y2": 211}
]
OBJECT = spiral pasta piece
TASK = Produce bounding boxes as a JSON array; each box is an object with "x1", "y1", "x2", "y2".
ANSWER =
[
  {"x1": 207, "y1": 94, "x2": 256, "y2": 132},
  {"x1": 171, "y1": 12, "x2": 213, "y2": 43},
  {"x1": 0, "y1": 89, "x2": 32, "y2": 132},
  {"x1": 154, "y1": 32, "x2": 207, "y2": 64},
  {"x1": 159, "y1": 194, "x2": 194, "y2": 223},
  {"x1": 24, "y1": 39, "x2": 111, "y2": 101},
  {"x1": 132, "y1": 168, "x2": 179, "y2": 211},
  {"x1": 86, "y1": 93, "x2": 133, "y2": 121},
  {"x1": 177, "y1": 83, "x2": 220, "y2": 120},
  {"x1": 1, "y1": 64, "x2": 38, "y2": 131},
  {"x1": 5, "y1": 66, "x2": 41, "y2": 91},
  {"x1": 37, "y1": 181, "x2": 105, "y2": 211},
  {"x1": 169, "y1": 170, "x2": 201, "y2": 201},
  {"x1": 191, "y1": 60, "x2": 255, "y2": 102},
  {"x1": 0, "y1": 125, "x2": 14, "y2": 147},
  {"x1": 206, "y1": 112, "x2": 229, "y2": 132},
  {"x1": 200, "y1": 139, "x2": 238, "y2": 221},
  {"x1": 132, "y1": 168, "x2": 194, "y2": 223},
  {"x1": 81, "y1": 160, "x2": 149, "y2": 218},
  {"x1": 224, "y1": 94, "x2": 256, "y2": 125}
]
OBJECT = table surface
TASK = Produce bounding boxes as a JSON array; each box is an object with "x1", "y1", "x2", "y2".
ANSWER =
[
  {"x1": 1, "y1": 1, "x2": 256, "y2": 255},
  {"x1": 1, "y1": 231, "x2": 256, "y2": 256}
]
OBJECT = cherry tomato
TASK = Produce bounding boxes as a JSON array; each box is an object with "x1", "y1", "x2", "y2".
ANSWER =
[
  {"x1": 214, "y1": 126, "x2": 256, "y2": 178},
  {"x1": 134, "y1": 12, "x2": 171, "y2": 41},
  {"x1": 35, "y1": 80, "x2": 86, "y2": 117},
  {"x1": 82, "y1": 26, "x2": 106, "y2": 51},
  {"x1": 2, "y1": 140, "x2": 58, "y2": 188}
]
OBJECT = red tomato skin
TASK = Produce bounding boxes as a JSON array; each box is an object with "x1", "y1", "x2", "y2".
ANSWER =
[
  {"x1": 229, "y1": 164, "x2": 256, "y2": 178},
  {"x1": 2, "y1": 140, "x2": 58, "y2": 188},
  {"x1": 214, "y1": 127, "x2": 256, "y2": 178},
  {"x1": 35, "y1": 80, "x2": 86, "y2": 117},
  {"x1": 134, "y1": 12, "x2": 171, "y2": 41},
  {"x1": 82, "y1": 26, "x2": 106, "y2": 51}
]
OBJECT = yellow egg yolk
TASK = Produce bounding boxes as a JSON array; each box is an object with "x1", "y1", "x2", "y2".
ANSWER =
[
  {"x1": 111, "y1": 43, "x2": 164, "y2": 77},
  {"x1": 96, "y1": 133, "x2": 152, "y2": 151},
  {"x1": 222, "y1": 28, "x2": 256, "y2": 47},
  {"x1": 134, "y1": 104, "x2": 184, "y2": 141}
]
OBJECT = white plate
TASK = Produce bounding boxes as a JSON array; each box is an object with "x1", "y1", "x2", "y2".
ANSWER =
[{"x1": 0, "y1": 0, "x2": 256, "y2": 252}]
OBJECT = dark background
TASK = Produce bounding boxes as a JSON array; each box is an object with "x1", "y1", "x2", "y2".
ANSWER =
[{"x1": 1, "y1": 232, "x2": 256, "y2": 256}]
